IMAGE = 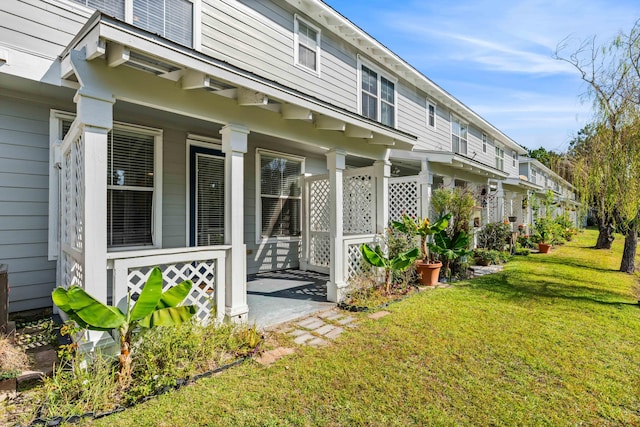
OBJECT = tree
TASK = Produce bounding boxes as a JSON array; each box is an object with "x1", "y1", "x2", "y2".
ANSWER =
[{"x1": 556, "y1": 22, "x2": 640, "y2": 272}]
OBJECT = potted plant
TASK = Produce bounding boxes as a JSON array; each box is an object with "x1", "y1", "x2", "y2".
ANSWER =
[
  {"x1": 392, "y1": 213, "x2": 451, "y2": 286},
  {"x1": 430, "y1": 230, "x2": 473, "y2": 281},
  {"x1": 532, "y1": 217, "x2": 554, "y2": 254}
]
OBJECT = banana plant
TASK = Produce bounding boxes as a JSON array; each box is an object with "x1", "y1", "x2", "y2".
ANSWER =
[
  {"x1": 392, "y1": 214, "x2": 451, "y2": 262},
  {"x1": 360, "y1": 244, "x2": 420, "y2": 294},
  {"x1": 52, "y1": 267, "x2": 196, "y2": 382}
]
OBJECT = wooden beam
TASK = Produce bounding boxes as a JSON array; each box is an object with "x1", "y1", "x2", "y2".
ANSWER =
[
  {"x1": 213, "y1": 88, "x2": 238, "y2": 99},
  {"x1": 315, "y1": 115, "x2": 346, "y2": 131},
  {"x1": 86, "y1": 38, "x2": 106, "y2": 60},
  {"x1": 237, "y1": 87, "x2": 268, "y2": 106},
  {"x1": 106, "y1": 43, "x2": 129, "y2": 68},
  {"x1": 159, "y1": 69, "x2": 183, "y2": 81},
  {"x1": 182, "y1": 70, "x2": 210, "y2": 90},
  {"x1": 344, "y1": 124, "x2": 373, "y2": 139},
  {"x1": 368, "y1": 135, "x2": 395, "y2": 146},
  {"x1": 281, "y1": 104, "x2": 312, "y2": 120}
]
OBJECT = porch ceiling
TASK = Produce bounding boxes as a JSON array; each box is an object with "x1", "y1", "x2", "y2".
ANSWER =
[
  {"x1": 390, "y1": 149, "x2": 509, "y2": 180},
  {"x1": 58, "y1": 12, "x2": 417, "y2": 160},
  {"x1": 504, "y1": 177, "x2": 543, "y2": 192}
]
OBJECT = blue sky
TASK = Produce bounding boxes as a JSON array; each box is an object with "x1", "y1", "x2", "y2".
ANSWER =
[{"x1": 325, "y1": 0, "x2": 640, "y2": 152}]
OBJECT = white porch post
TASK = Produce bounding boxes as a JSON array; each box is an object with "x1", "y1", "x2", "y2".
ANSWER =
[
  {"x1": 419, "y1": 159, "x2": 431, "y2": 219},
  {"x1": 485, "y1": 178, "x2": 491, "y2": 225},
  {"x1": 497, "y1": 181, "x2": 505, "y2": 220},
  {"x1": 374, "y1": 160, "x2": 390, "y2": 234},
  {"x1": 326, "y1": 149, "x2": 346, "y2": 302},
  {"x1": 75, "y1": 89, "x2": 115, "y2": 350},
  {"x1": 221, "y1": 124, "x2": 249, "y2": 322}
]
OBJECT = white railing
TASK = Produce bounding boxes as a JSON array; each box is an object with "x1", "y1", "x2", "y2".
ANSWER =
[
  {"x1": 107, "y1": 246, "x2": 231, "y2": 323},
  {"x1": 343, "y1": 234, "x2": 379, "y2": 282}
]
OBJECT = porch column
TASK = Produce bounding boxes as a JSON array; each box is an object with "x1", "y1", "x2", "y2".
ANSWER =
[
  {"x1": 326, "y1": 149, "x2": 346, "y2": 302},
  {"x1": 221, "y1": 124, "x2": 249, "y2": 322},
  {"x1": 75, "y1": 89, "x2": 115, "y2": 350},
  {"x1": 497, "y1": 181, "x2": 505, "y2": 220},
  {"x1": 374, "y1": 160, "x2": 391, "y2": 234},
  {"x1": 419, "y1": 159, "x2": 431, "y2": 219},
  {"x1": 485, "y1": 178, "x2": 491, "y2": 225}
]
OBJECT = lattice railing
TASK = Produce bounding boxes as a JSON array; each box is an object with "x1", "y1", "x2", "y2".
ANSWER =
[
  {"x1": 109, "y1": 247, "x2": 229, "y2": 323},
  {"x1": 486, "y1": 194, "x2": 499, "y2": 223},
  {"x1": 344, "y1": 235, "x2": 378, "y2": 282},
  {"x1": 309, "y1": 178, "x2": 330, "y2": 233},
  {"x1": 309, "y1": 234, "x2": 331, "y2": 269},
  {"x1": 343, "y1": 170, "x2": 375, "y2": 234},
  {"x1": 389, "y1": 177, "x2": 419, "y2": 222}
]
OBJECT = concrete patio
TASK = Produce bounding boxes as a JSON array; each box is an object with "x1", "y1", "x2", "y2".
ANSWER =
[{"x1": 247, "y1": 270, "x2": 335, "y2": 328}]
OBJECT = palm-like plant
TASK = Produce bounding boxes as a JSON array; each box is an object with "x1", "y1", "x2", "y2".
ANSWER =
[
  {"x1": 360, "y1": 244, "x2": 420, "y2": 294},
  {"x1": 429, "y1": 230, "x2": 473, "y2": 281},
  {"x1": 392, "y1": 214, "x2": 451, "y2": 263},
  {"x1": 52, "y1": 267, "x2": 196, "y2": 382}
]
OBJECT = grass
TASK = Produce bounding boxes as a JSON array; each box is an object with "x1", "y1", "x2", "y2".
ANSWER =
[{"x1": 82, "y1": 230, "x2": 640, "y2": 425}]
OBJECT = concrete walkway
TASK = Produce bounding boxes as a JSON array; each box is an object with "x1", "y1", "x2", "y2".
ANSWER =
[{"x1": 247, "y1": 269, "x2": 335, "y2": 328}]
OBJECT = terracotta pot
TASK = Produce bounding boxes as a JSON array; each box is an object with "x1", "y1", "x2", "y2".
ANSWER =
[
  {"x1": 416, "y1": 261, "x2": 442, "y2": 286},
  {"x1": 538, "y1": 243, "x2": 551, "y2": 254}
]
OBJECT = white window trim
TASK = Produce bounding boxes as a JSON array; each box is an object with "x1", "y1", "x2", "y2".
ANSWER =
[
  {"x1": 49, "y1": 110, "x2": 163, "y2": 257},
  {"x1": 293, "y1": 14, "x2": 321, "y2": 76},
  {"x1": 357, "y1": 55, "x2": 398, "y2": 128},
  {"x1": 495, "y1": 145, "x2": 505, "y2": 171},
  {"x1": 184, "y1": 134, "x2": 222, "y2": 247},
  {"x1": 449, "y1": 114, "x2": 468, "y2": 155},
  {"x1": 427, "y1": 100, "x2": 437, "y2": 131},
  {"x1": 61, "y1": 0, "x2": 202, "y2": 51},
  {"x1": 255, "y1": 148, "x2": 305, "y2": 244}
]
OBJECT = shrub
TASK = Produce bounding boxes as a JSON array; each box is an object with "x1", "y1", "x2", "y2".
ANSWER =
[
  {"x1": 473, "y1": 249, "x2": 511, "y2": 265},
  {"x1": 477, "y1": 222, "x2": 512, "y2": 251},
  {"x1": 514, "y1": 247, "x2": 530, "y2": 256}
]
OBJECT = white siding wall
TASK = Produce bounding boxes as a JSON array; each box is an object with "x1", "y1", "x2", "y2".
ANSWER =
[{"x1": 0, "y1": 96, "x2": 57, "y2": 312}]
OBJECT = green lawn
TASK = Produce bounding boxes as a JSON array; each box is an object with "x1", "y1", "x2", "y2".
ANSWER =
[{"x1": 97, "y1": 229, "x2": 640, "y2": 426}]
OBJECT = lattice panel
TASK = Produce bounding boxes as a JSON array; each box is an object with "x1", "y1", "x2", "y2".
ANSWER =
[
  {"x1": 309, "y1": 234, "x2": 331, "y2": 267},
  {"x1": 343, "y1": 174, "x2": 374, "y2": 234},
  {"x1": 346, "y1": 242, "x2": 368, "y2": 281},
  {"x1": 309, "y1": 179, "x2": 330, "y2": 233},
  {"x1": 487, "y1": 194, "x2": 499, "y2": 223},
  {"x1": 62, "y1": 252, "x2": 83, "y2": 289},
  {"x1": 72, "y1": 137, "x2": 84, "y2": 250},
  {"x1": 127, "y1": 261, "x2": 217, "y2": 321},
  {"x1": 389, "y1": 179, "x2": 419, "y2": 222},
  {"x1": 63, "y1": 149, "x2": 71, "y2": 246}
]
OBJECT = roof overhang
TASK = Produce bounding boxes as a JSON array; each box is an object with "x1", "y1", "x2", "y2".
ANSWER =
[
  {"x1": 391, "y1": 149, "x2": 509, "y2": 180},
  {"x1": 504, "y1": 177, "x2": 543, "y2": 191},
  {"x1": 59, "y1": 12, "x2": 417, "y2": 153}
]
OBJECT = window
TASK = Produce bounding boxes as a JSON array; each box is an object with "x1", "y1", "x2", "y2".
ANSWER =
[
  {"x1": 495, "y1": 145, "x2": 504, "y2": 171},
  {"x1": 359, "y1": 60, "x2": 396, "y2": 127},
  {"x1": 451, "y1": 116, "x2": 468, "y2": 155},
  {"x1": 52, "y1": 113, "x2": 162, "y2": 251},
  {"x1": 482, "y1": 133, "x2": 487, "y2": 153},
  {"x1": 294, "y1": 16, "x2": 320, "y2": 74},
  {"x1": 69, "y1": 0, "x2": 197, "y2": 48},
  {"x1": 257, "y1": 150, "x2": 303, "y2": 239},
  {"x1": 531, "y1": 168, "x2": 537, "y2": 184},
  {"x1": 427, "y1": 101, "x2": 436, "y2": 129},
  {"x1": 512, "y1": 150, "x2": 518, "y2": 167}
]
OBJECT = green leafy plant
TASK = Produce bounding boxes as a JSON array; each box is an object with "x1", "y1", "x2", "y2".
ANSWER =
[
  {"x1": 430, "y1": 230, "x2": 473, "y2": 280},
  {"x1": 532, "y1": 217, "x2": 560, "y2": 245},
  {"x1": 477, "y1": 222, "x2": 512, "y2": 251},
  {"x1": 473, "y1": 249, "x2": 511, "y2": 265},
  {"x1": 360, "y1": 244, "x2": 420, "y2": 294},
  {"x1": 392, "y1": 214, "x2": 451, "y2": 262},
  {"x1": 52, "y1": 267, "x2": 196, "y2": 383}
]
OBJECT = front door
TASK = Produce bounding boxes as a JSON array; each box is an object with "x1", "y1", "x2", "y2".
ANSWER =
[{"x1": 189, "y1": 145, "x2": 225, "y2": 246}]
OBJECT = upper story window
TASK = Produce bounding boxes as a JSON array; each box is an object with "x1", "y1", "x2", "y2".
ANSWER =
[
  {"x1": 359, "y1": 59, "x2": 396, "y2": 127},
  {"x1": 294, "y1": 16, "x2": 321, "y2": 74},
  {"x1": 495, "y1": 145, "x2": 505, "y2": 171},
  {"x1": 512, "y1": 150, "x2": 518, "y2": 167},
  {"x1": 257, "y1": 150, "x2": 304, "y2": 240},
  {"x1": 482, "y1": 133, "x2": 488, "y2": 153},
  {"x1": 427, "y1": 101, "x2": 436, "y2": 129},
  {"x1": 451, "y1": 116, "x2": 468, "y2": 155},
  {"x1": 70, "y1": 0, "x2": 197, "y2": 48},
  {"x1": 531, "y1": 167, "x2": 537, "y2": 184}
]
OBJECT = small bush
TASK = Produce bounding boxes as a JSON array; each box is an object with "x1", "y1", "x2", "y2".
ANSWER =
[
  {"x1": 473, "y1": 249, "x2": 511, "y2": 265},
  {"x1": 514, "y1": 247, "x2": 530, "y2": 256},
  {"x1": 477, "y1": 222, "x2": 512, "y2": 251}
]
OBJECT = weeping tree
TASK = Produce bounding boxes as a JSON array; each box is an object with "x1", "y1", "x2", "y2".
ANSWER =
[{"x1": 557, "y1": 21, "x2": 640, "y2": 272}]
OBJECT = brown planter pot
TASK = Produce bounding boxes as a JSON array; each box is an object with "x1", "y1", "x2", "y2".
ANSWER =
[
  {"x1": 538, "y1": 243, "x2": 551, "y2": 254},
  {"x1": 416, "y1": 261, "x2": 442, "y2": 286}
]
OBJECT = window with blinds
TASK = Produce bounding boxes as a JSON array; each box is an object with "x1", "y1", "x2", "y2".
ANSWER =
[
  {"x1": 107, "y1": 129, "x2": 155, "y2": 247},
  {"x1": 451, "y1": 116, "x2": 468, "y2": 155},
  {"x1": 295, "y1": 17, "x2": 320, "y2": 73},
  {"x1": 259, "y1": 152, "x2": 302, "y2": 238},
  {"x1": 70, "y1": 0, "x2": 194, "y2": 47},
  {"x1": 195, "y1": 153, "x2": 225, "y2": 246},
  {"x1": 360, "y1": 62, "x2": 396, "y2": 127}
]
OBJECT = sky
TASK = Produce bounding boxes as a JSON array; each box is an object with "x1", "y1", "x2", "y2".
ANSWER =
[{"x1": 325, "y1": 0, "x2": 640, "y2": 152}]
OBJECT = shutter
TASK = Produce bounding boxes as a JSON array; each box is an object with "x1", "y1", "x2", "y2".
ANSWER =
[
  {"x1": 195, "y1": 154, "x2": 225, "y2": 246},
  {"x1": 107, "y1": 129, "x2": 155, "y2": 247}
]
